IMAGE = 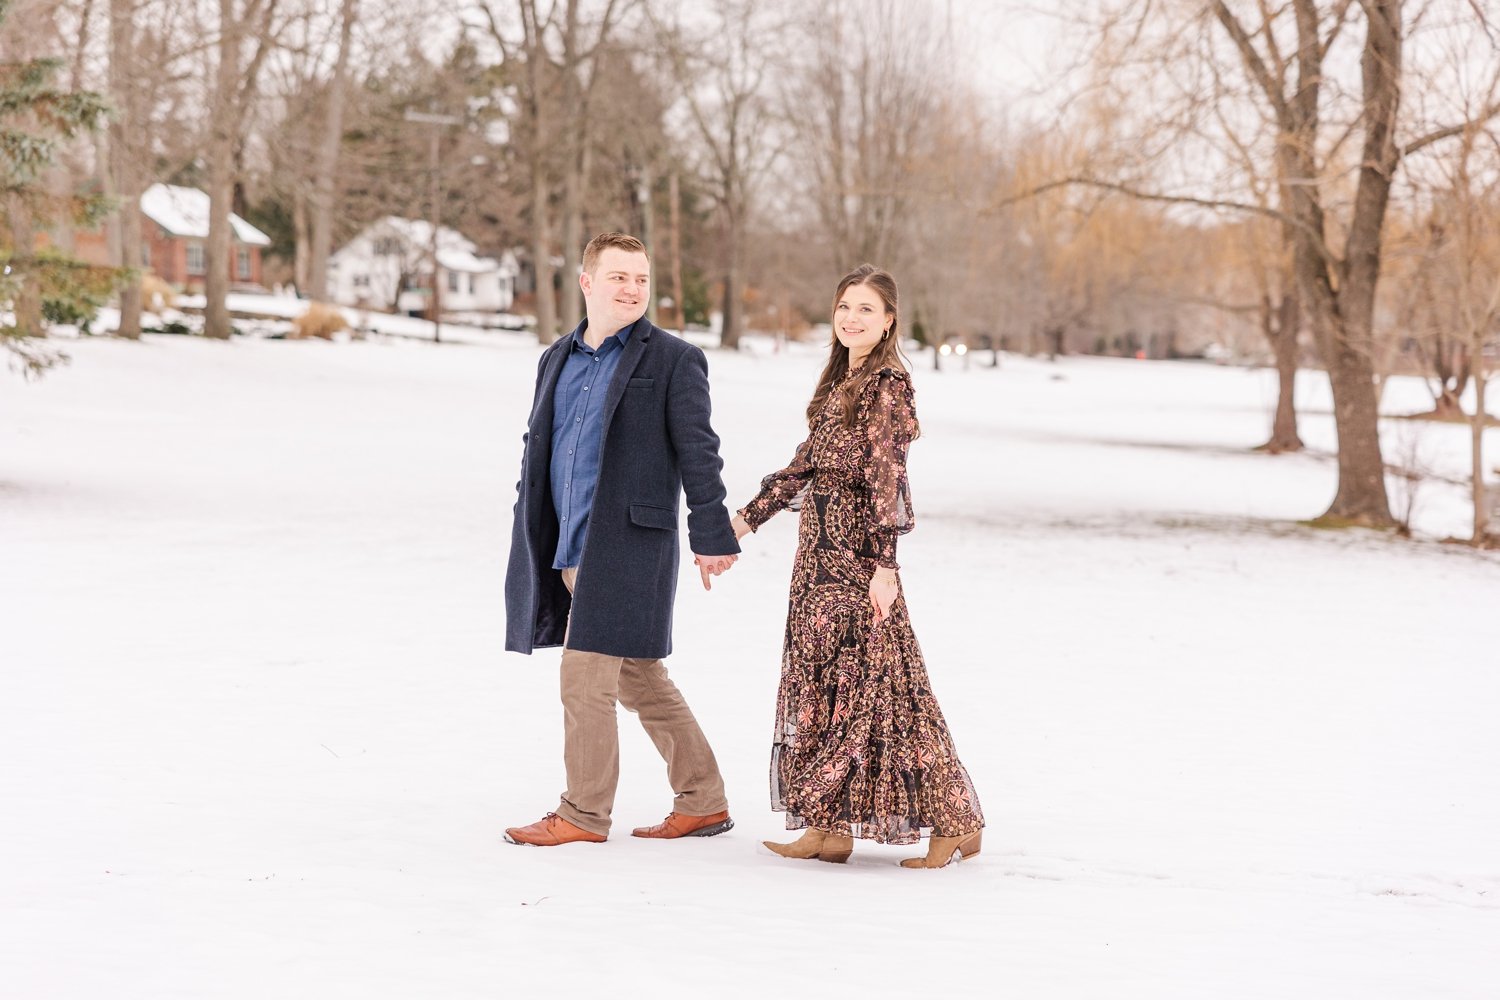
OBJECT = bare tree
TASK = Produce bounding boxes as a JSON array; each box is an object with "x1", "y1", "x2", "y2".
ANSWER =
[
  {"x1": 1211, "y1": 0, "x2": 1500, "y2": 524},
  {"x1": 786, "y1": 0, "x2": 946, "y2": 274},
  {"x1": 106, "y1": 0, "x2": 151, "y2": 337},
  {"x1": 554, "y1": 0, "x2": 623, "y2": 334},
  {"x1": 203, "y1": 0, "x2": 281, "y2": 340},
  {"x1": 1049, "y1": 1, "x2": 1500, "y2": 526},
  {"x1": 650, "y1": 0, "x2": 780, "y2": 349},
  {"x1": 305, "y1": 0, "x2": 355, "y2": 301},
  {"x1": 477, "y1": 0, "x2": 626, "y2": 343},
  {"x1": 1411, "y1": 57, "x2": 1500, "y2": 543}
]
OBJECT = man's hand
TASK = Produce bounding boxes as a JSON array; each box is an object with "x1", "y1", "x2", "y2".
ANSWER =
[{"x1": 694, "y1": 553, "x2": 738, "y2": 591}]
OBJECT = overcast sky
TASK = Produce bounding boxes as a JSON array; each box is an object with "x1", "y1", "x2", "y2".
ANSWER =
[{"x1": 945, "y1": 1, "x2": 1081, "y2": 125}]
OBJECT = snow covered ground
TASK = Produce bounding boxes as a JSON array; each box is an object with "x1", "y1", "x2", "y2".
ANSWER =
[{"x1": 2, "y1": 332, "x2": 1497, "y2": 998}]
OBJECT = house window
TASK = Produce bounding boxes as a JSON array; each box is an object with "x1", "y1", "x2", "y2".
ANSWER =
[
  {"x1": 186, "y1": 242, "x2": 205, "y2": 275},
  {"x1": 236, "y1": 247, "x2": 251, "y2": 280},
  {"x1": 142, "y1": 242, "x2": 151, "y2": 268},
  {"x1": 373, "y1": 237, "x2": 400, "y2": 256},
  {"x1": 447, "y1": 270, "x2": 460, "y2": 293},
  {"x1": 353, "y1": 273, "x2": 370, "y2": 288}
]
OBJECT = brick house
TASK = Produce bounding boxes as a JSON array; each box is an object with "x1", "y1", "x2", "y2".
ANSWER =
[{"x1": 138, "y1": 184, "x2": 271, "y2": 292}]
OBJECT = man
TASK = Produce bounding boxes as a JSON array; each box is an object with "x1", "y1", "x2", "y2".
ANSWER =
[{"x1": 503, "y1": 232, "x2": 740, "y2": 847}]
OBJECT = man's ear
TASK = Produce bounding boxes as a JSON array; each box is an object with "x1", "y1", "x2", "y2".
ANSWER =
[{"x1": 578, "y1": 269, "x2": 591, "y2": 296}]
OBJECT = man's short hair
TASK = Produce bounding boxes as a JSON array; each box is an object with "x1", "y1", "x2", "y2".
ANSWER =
[{"x1": 583, "y1": 232, "x2": 649, "y2": 275}]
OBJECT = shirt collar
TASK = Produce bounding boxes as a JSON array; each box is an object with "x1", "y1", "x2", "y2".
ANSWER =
[{"x1": 570, "y1": 318, "x2": 635, "y2": 354}]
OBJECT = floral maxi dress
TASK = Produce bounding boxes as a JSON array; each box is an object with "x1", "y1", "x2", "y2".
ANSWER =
[{"x1": 738, "y1": 366, "x2": 984, "y2": 845}]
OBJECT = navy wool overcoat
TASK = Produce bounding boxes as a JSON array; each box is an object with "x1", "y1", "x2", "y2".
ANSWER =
[{"x1": 503, "y1": 317, "x2": 739, "y2": 660}]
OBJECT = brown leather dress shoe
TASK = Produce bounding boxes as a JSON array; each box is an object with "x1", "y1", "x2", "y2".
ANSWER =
[
  {"x1": 631, "y1": 810, "x2": 734, "y2": 839},
  {"x1": 503, "y1": 812, "x2": 607, "y2": 846}
]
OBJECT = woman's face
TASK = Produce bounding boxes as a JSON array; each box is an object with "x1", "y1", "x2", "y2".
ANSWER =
[{"x1": 834, "y1": 282, "x2": 890, "y2": 362}]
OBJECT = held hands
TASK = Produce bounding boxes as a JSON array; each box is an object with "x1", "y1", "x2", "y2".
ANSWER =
[
  {"x1": 869, "y1": 567, "x2": 900, "y2": 624},
  {"x1": 694, "y1": 552, "x2": 738, "y2": 591},
  {"x1": 694, "y1": 513, "x2": 751, "y2": 590}
]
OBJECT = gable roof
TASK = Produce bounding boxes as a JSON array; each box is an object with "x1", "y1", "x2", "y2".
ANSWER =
[
  {"x1": 141, "y1": 184, "x2": 272, "y2": 247},
  {"x1": 335, "y1": 216, "x2": 514, "y2": 275}
]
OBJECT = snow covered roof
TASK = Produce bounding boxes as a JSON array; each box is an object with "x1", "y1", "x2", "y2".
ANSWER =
[
  {"x1": 341, "y1": 217, "x2": 515, "y2": 275},
  {"x1": 436, "y1": 247, "x2": 498, "y2": 274},
  {"x1": 141, "y1": 184, "x2": 272, "y2": 247}
]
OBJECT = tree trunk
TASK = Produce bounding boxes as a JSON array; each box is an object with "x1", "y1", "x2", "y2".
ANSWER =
[
  {"x1": 1314, "y1": 0, "x2": 1400, "y2": 525},
  {"x1": 1474, "y1": 367, "x2": 1491, "y2": 543},
  {"x1": 639, "y1": 160, "x2": 655, "y2": 324},
  {"x1": 560, "y1": 170, "x2": 583, "y2": 334},
  {"x1": 1321, "y1": 332, "x2": 1392, "y2": 523},
  {"x1": 293, "y1": 187, "x2": 310, "y2": 292},
  {"x1": 1261, "y1": 292, "x2": 1303, "y2": 452},
  {"x1": 7, "y1": 194, "x2": 41, "y2": 335},
  {"x1": 556, "y1": 1, "x2": 584, "y2": 336},
  {"x1": 531, "y1": 170, "x2": 556, "y2": 344},
  {"x1": 115, "y1": 178, "x2": 143, "y2": 337},
  {"x1": 307, "y1": 0, "x2": 355, "y2": 302},
  {"x1": 719, "y1": 210, "x2": 743, "y2": 350},
  {"x1": 108, "y1": 0, "x2": 141, "y2": 338},
  {"x1": 668, "y1": 170, "x2": 684, "y2": 333},
  {"x1": 1430, "y1": 387, "x2": 1466, "y2": 420},
  {"x1": 203, "y1": 0, "x2": 239, "y2": 340},
  {"x1": 204, "y1": 138, "x2": 235, "y2": 338}
]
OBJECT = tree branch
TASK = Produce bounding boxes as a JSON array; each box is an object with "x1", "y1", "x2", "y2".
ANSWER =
[
  {"x1": 1320, "y1": 0, "x2": 1357, "y2": 59},
  {"x1": 1401, "y1": 103, "x2": 1500, "y2": 159},
  {"x1": 1211, "y1": 2, "x2": 1290, "y2": 123},
  {"x1": 992, "y1": 174, "x2": 1343, "y2": 276}
]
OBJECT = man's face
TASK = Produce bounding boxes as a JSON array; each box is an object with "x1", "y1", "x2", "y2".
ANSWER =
[{"x1": 580, "y1": 248, "x2": 651, "y2": 332}]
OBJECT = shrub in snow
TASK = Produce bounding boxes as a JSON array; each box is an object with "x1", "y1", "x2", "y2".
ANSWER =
[{"x1": 291, "y1": 303, "x2": 351, "y2": 341}]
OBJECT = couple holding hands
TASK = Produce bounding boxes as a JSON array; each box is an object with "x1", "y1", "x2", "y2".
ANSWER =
[{"x1": 502, "y1": 233, "x2": 984, "y2": 869}]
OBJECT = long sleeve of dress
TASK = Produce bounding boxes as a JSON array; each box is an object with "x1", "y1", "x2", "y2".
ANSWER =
[
  {"x1": 863, "y1": 371, "x2": 917, "y2": 569},
  {"x1": 739, "y1": 437, "x2": 815, "y2": 531}
]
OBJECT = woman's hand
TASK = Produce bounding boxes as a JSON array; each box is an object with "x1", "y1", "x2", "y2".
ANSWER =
[
  {"x1": 732, "y1": 514, "x2": 753, "y2": 542},
  {"x1": 869, "y1": 567, "x2": 899, "y2": 624}
]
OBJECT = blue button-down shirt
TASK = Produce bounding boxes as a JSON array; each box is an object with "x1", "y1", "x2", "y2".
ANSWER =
[{"x1": 551, "y1": 320, "x2": 633, "y2": 569}]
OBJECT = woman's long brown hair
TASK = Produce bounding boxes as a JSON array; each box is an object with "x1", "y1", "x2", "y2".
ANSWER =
[{"x1": 805, "y1": 264, "x2": 916, "y2": 432}]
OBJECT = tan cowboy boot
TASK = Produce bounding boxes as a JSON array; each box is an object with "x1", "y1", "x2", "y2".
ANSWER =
[
  {"x1": 900, "y1": 831, "x2": 982, "y2": 869},
  {"x1": 763, "y1": 828, "x2": 854, "y2": 864}
]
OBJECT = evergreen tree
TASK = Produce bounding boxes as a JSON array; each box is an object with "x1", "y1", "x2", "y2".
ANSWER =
[{"x1": 0, "y1": 0, "x2": 117, "y2": 378}]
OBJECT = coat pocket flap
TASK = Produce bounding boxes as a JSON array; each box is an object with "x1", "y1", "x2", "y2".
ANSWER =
[
  {"x1": 628, "y1": 503, "x2": 677, "y2": 530},
  {"x1": 627, "y1": 377, "x2": 655, "y2": 389}
]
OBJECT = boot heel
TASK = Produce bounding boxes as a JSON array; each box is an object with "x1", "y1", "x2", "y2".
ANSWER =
[
  {"x1": 957, "y1": 832, "x2": 982, "y2": 860},
  {"x1": 816, "y1": 835, "x2": 853, "y2": 864}
]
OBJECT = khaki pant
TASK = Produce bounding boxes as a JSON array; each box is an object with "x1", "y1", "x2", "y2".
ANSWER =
[{"x1": 554, "y1": 567, "x2": 728, "y2": 836}]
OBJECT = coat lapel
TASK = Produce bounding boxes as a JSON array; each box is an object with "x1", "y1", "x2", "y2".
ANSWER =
[
  {"x1": 598, "y1": 316, "x2": 655, "y2": 433},
  {"x1": 530, "y1": 336, "x2": 572, "y2": 446}
]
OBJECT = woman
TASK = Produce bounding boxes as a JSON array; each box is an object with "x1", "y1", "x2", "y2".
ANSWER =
[{"x1": 732, "y1": 264, "x2": 985, "y2": 869}]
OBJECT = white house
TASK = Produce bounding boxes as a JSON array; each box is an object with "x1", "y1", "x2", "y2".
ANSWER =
[{"x1": 327, "y1": 217, "x2": 516, "y2": 315}]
